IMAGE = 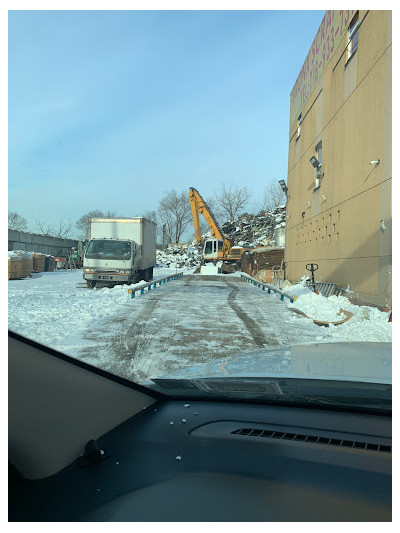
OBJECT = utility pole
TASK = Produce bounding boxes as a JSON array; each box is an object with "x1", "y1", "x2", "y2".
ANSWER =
[{"x1": 162, "y1": 224, "x2": 167, "y2": 251}]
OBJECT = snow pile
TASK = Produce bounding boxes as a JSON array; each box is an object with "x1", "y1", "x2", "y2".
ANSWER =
[
  {"x1": 321, "y1": 296, "x2": 392, "y2": 342},
  {"x1": 157, "y1": 245, "x2": 201, "y2": 269},
  {"x1": 222, "y1": 206, "x2": 286, "y2": 247},
  {"x1": 8, "y1": 250, "x2": 32, "y2": 259},
  {"x1": 283, "y1": 278, "x2": 391, "y2": 342},
  {"x1": 288, "y1": 292, "x2": 346, "y2": 322},
  {"x1": 8, "y1": 252, "x2": 22, "y2": 260},
  {"x1": 199, "y1": 262, "x2": 221, "y2": 275},
  {"x1": 282, "y1": 277, "x2": 315, "y2": 298}
]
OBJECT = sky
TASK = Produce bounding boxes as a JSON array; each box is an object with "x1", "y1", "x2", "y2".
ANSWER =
[{"x1": 8, "y1": 8, "x2": 325, "y2": 239}]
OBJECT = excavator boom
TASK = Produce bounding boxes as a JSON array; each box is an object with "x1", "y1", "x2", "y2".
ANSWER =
[
  {"x1": 189, "y1": 189, "x2": 203, "y2": 243},
  {"x1": 188, "y1": 187, "x2": 232, "y2": 258}
]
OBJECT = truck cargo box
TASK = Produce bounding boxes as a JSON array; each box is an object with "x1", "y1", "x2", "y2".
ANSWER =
[{"x1": 88, "y1": 218, "x2": 156, "y2": 271}]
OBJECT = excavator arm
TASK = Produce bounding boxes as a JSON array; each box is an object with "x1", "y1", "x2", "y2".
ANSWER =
[
  {"x1": 188, "y1": 187, "x2": 232, "y2": 257},
  {"x1": 189, "y1": 189, "x2": 203, "y2": 243}
]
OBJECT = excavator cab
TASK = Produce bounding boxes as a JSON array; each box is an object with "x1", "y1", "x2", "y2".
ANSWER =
[{"x1": 203, "y1": 238, "x2": 224, "y2": 261}]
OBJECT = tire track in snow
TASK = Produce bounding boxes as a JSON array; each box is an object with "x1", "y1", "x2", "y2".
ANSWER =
[{"x1": 223, "y1": 280, "x2": 278, "y2": 348}]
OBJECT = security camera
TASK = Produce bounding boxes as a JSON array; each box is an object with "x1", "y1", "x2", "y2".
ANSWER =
[{"x1": 370, "y1": 160, "x2": 380, "y2": 165}]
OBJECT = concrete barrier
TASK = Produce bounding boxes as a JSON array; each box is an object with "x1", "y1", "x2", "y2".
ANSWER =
[{"x1": 8, "y1": 229, "x2": 80, "y2": 257}]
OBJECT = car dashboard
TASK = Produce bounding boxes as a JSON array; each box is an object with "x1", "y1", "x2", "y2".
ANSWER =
[{"x1": 9, "y1": 398, "x2": 391, "y2": 521}]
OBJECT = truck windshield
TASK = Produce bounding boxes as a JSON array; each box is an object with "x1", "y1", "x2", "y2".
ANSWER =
[{"x1": 85, "y1": 240, "x2": 131, "y2": 260}]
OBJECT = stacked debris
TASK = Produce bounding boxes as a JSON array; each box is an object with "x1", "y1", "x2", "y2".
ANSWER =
[
  {"x1": 222, "y1": 205, "x2": 286, "y2": 247},
  {"x1": 241, "y1": 247, "x2": 285, "y2": 283},
  {"x1": 156, "y1": 245, "x2": 202, "y2": 269}
]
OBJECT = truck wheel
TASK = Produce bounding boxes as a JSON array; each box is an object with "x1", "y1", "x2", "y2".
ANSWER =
[
  {"x1": 86, "y1": 280, "x2": 96, "y2": 288},
  {"x1": 148, "y1": 267, "x2": 153, "y2": 281}
]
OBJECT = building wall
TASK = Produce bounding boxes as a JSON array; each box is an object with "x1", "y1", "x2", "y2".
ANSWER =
[
  {"x1": 8, "y1": 229, "x2": 80, "y2": 257},
  {"x1": 285, "y1": 10, "x2": 392, "y2": 307}
]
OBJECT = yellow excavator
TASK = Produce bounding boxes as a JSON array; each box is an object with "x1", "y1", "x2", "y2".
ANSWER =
[{"x1": 188, "y1": 187, "x2": 245, "y2": 266}]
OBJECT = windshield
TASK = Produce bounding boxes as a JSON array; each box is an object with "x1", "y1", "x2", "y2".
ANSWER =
[
  {"x1": 8, "y1": 9, "x2": 392, "y2": 413},
  {"x1": 85, "y1": 240, "x2": 132, "y2": 260}
]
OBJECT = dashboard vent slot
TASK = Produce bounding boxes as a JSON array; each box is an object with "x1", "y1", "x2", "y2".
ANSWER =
[{"x1": 231, "y1": 428, "x2": 391, "y2": 453}]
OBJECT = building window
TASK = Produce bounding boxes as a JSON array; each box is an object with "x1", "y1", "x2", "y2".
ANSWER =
[
  {"x1": 347, "y1": 12, "x2": 359, "y2": 60},
  {"x1": 296, "y1": 114, "x2": 302, "y2": 139},
  {"x1": 316, "y1": 142, "x2": 322, "y2": 165},
  {"x1": 315, "y1": 142, "x2": 322, "y2": 188}
]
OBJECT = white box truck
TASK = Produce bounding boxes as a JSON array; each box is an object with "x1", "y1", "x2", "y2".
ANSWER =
[{"x1": 83, "y1": 218, "x2": 157, "y2": 288}]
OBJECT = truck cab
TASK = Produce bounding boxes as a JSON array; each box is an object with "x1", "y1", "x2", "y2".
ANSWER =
[{"x1": 83, "y1": 239, "x2": 140, "y2": 287}]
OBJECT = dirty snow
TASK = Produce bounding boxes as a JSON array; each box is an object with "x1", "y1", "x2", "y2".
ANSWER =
[
  {"x1": 8, "y1": 267, "x2": 391, "y2": 383},
  {"x1": 283, "y1": 278, "x2": 391, "y2": 342}
]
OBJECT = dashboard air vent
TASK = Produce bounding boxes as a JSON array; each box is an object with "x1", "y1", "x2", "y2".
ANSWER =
[{"x1": 231, "y1": 428, "x2": 391, "y2": 453}]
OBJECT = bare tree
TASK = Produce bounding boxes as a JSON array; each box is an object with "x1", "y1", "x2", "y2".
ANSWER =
[
  {"x1": 214, "y1": 183, "x2": 252, "y2": 222},
  {"x1": 142, "y1": 210, "x2": 158, "y2": 224},
  {"x1": 52, "y1": 219, "x2": 74, "y2": 238},
  {"x1": 158, "y1": 189, "x2": 192, "y2": 244},
  {"x1": 8, "y1": 211, "x2": 28, "y2": 231},
  {"x1": 259, "y1": 182, "x2": 286, "y2": 213},
  {"x1": 34, "y1": 218, "x2": 74, "y2": 238},
  {"x1": 75, "y1": 210, "x2": 116, "y2": 239}
]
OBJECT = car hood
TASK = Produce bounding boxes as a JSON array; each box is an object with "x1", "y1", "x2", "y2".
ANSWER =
[{"x1": 155, "y1": 342, "x2": 391, "y2": 384}]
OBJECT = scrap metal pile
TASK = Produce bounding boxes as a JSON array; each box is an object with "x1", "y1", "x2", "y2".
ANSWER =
[
  {"x1": 156, "y1": 245, "x2": 202, "y2": 269},
  {"x1": 222, "y1": 205, "x2": 286, "y2": 247},
  {"x1": 156, "y1": 205, "x2": 286, "y2": 270}
]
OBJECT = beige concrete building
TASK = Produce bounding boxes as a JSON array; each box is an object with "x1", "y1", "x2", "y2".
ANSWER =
[{"x1": 285, "y1": 10, "x2": 392, "y2": 307}]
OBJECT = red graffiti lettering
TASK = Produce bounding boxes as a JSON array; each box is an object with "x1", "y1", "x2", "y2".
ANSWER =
[
  {"x1": 326, "y1": 10, "x2": 331, "y2": 29},
  {"x1": 320, "y1": 15, "x2": 326, "y2": 44}
]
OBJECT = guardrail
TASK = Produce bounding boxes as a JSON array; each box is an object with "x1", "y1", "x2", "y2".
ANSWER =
[
  {"x1": 240, "y1": 273, "x2": 296, "y2": 303},
  {"x1": 128, "y1": 272, "x2": 184, "y2": 299}
]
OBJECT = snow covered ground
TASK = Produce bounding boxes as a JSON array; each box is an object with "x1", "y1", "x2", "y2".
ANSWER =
[
  {"x1": 8, "y1": 268, "x2": 391, "y2": 383},
  {"x1": 283, "y1": 278, "x2": 392, "y2": 342},
  {"x1": 8, "y1": 267, "x2": 193, "y2": 355}
]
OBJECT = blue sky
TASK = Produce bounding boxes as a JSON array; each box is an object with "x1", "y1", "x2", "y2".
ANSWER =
[{"x1": 8, "y1": 9, "x2": 324, "y2": 238}]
